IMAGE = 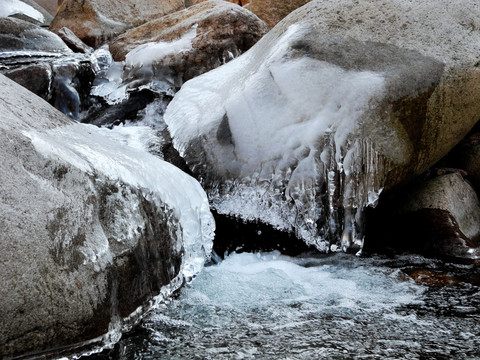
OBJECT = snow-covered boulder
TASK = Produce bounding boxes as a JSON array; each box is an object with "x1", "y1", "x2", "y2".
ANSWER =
[
  {"x1": 49, "y1": 0, "x2": 185, "y2": 47},
  {"x1": 0, "y1": 0, "x2": 53, "y2": 26},
  {"x1": 164, "y1": 0, "x2": 480, "y2": 253},
  {"x1": 109, "y1": 0, "x2": 268, "y2": 82},
  {"x1": 0, "y1": 74, "x2": 214, "y2": 358}
]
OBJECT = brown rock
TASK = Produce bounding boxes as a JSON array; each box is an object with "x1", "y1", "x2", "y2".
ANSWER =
[
  {"x1": 109, "y1": 0, "x2": 267, "y2": 82},
  {"x1": 50, "y1": 0, "x2": 185, "y2": 47},
  {"x1": 245, "y1": 0, "x2": 311, "y2": 28},
  {"x1": 405, "y1": 269, "x2": 459, "y2": 287},
  {"x1": 187, "y1": 0, "x2": 250, "y2": 7}
]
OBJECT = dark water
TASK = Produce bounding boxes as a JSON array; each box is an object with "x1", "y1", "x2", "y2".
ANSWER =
[{"x1": 84, "y1": 251, "x2": 480, "y2": 360}]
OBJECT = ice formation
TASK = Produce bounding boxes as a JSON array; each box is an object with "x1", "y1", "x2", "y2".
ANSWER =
[
  {"x1": 24, "y1": 122, "x2": 215, "y2": 280},
  {"x1": 0, "y1": 0, "x2": 44, "y2": 22},
  {"x1": 164, "y1": 23, "x2": 398, "y2": 253},
  {"x1": 91, "y1": 26, "x2": 197, "y2": 105}
]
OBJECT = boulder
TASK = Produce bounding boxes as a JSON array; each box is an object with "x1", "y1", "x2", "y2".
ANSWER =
[
  {"x1": 164, "y1": 0, "x2": 480, "y2": 253},
  {"x1": 53, "y1": 26, "x2": 93, "y2": 53},
  {"x1": 87, "y1": 0, "x2": 267, "y2": 124},
  {"x1": 368, "y1": 173, "x2": 480, "y2": 262},
  {"x1": 0, "y1": 17, "x2": 96, "y2": 119},
  {"x1": 0, "y1": 74, "x2": 214, "y2": 358},
  {"x1": 50, "y1": 0, "x2": 185, "y2": 47},
  {"x1": 245, "y1": 0, "x2": 311, "y2": 28},
  {"x1": 0, "y1": 16, "x2": 69, "y2": 53},
  {"x1": 0, "y1": 0, "x2": 53, "y2": 26},
  {"x1": 108, "y1": 0, "x2": 268, "y2": 82}
]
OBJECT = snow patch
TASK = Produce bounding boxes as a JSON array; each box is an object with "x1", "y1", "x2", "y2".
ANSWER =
[{"x1": 125, "y1": 25, "x2": 197, "y2": 69}]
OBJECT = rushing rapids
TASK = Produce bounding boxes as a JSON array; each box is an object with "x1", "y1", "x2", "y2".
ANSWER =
[{"x1": 87, "y1": 251, "x2": 480, "y2": 360}]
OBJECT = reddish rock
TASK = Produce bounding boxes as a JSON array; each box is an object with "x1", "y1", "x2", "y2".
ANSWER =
[
  {"x1": 109, "y1": 0, "x2": 267, "y2": 82},
  {"x1": 406, "y1": 269, "x2": 459, "y2": 287},
  {"x1": 50, "y1": 0, "x2": 185, "y2": 47},
  {"x1": 245, "y1": 0, "x2": 311, "y2": 28}
]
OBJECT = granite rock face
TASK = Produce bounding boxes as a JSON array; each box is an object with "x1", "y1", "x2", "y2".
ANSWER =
[{"x1": 0, "y1": 74, "x2": 214, "y2": 358}]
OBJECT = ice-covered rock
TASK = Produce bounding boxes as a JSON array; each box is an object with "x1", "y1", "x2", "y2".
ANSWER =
[
  {"x1": 90, "y1": 0, "x2": 266, "y2": 110},
  {"x1": 0, "y1": 16, "x2": 69, "y2": 53},
  {"x1": 0, "y1": 17, "x2": 96, "y2": 119},
  {"x1": 0, "y1": 74, "x2": 214, "y2": 358},
  {"x1": 109, "y1": 0, "x2": 267, "y2": 82},
  {"x1": 0, "y1": 0, "x2": 53, "y2": 26},
  {"x1": 164, "y1": 0, "x2": 480, "y2": 253},
  {"x1": 50, "y1": 0, "x2": 185, "y2": 48}
]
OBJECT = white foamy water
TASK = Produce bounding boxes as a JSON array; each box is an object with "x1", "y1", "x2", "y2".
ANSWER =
[{"x1": 86, "y1": 251, "x2": 480, "y2": 359}]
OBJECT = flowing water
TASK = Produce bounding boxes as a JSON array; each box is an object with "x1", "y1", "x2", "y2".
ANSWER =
[{"x1": 86, "y1": 251, "x2": 480, "y2": 360}]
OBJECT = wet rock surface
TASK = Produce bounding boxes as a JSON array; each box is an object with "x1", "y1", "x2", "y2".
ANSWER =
[
  {"x1": 0, "y1": 16, "x2": 69, "y2": 53},
  {"x1": 0, "y1": 17, "x2": 96, "y2": 119}
]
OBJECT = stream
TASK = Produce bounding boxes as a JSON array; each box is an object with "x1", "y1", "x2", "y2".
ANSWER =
[{"x1": 86, "y1": 251, "x2": 480, "y2": 360}]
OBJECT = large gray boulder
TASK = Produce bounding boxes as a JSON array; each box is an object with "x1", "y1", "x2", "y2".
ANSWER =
[
  {"x1": 164, "y1": 0, "x2": 480, "y2": 253},
  {"x1": 0, "y1": 74, "x2": 214, "y2": 358},
  {"x1": 49, "y1": 0, "x2": 185, "y2": 47}
]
